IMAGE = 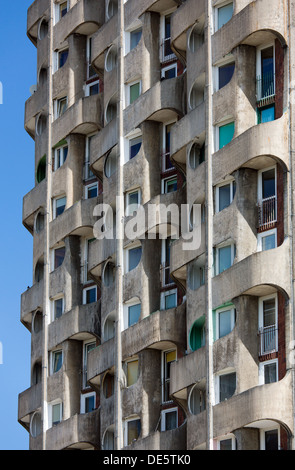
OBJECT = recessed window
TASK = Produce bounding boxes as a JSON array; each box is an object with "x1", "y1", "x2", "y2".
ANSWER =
[
  {"x1": 258, "y1": 294, "x2": 278, "y2": 356},
  {"x1": 161, "y1": 63, "x2": 177, "y2": 80},
  {"x1": 107, "y1": 0, "x2": 118, "y2": 20},
  {"x1": 54, "y1": 96, "x2": 67, "y2": 119},
  {"x1": 162, "y1": 176, "x2": 177, "y2": 194},
  {"x1": 160, "y1": 14, "x2": 175, "y2": 63},
  {"x1": 103, "y1": 261, "x2": 115, "y2": 287},
  {"x1": 218, "y1": 61, "x2": 235, "y2": 89},
  {"x1": 30, "y1": 412, "x2": 42, "y2": 438},
  {"x1": 259, "y1": 359, "x2": 278, "y2": 385},
  {"x1": 126, "y1": 80, "x2": 141, "y2": 106},
  {"x1": 81, "y1": 392, "x2": 96, "y2": 414},
  {"x1": 53, "y1": 245, "x2": 65, "y2": 270},
  {"x1": 105, "y1": 147, "x2": 117, "y2": 178},
  {"x1": 36, "y1": 155, "x2": 46, "y2": 183},
  {"x1": 125, "y1": 27, "x2": 142, "y2": 53},
  {"x1": 85, "y1": 182, "x2": 98, "y2": 199},
  {"x1": 188, "y1": 143, "x2": 205, "y2": 169},
  {"x1": 257, "y1": 228, "x2": 277, "y2": 252},
  {"x1": 83, "y1": 341, "x2": 96, "y2": 389},
  {"x1": 215, "y1": 179, "x2": 236, "y2": 212},
  {"x1": 261, "y1": 428, "x2": 279, "y2": 450},
  {"x1": 216, "y1": 2, "x2": 233, "y2": 31},
  {"x1": 161, "y1": 289, "x2": 177, "y2": 310},
  {"x1": 217, "y1": 121, "x2": 235, "y2": 150},
  {"x1": 83, "y1": 285, "x2": 97, "y2": 304},
  {"x1": 161, "y1": 408, "x2": 178, "y2": 432},
  {"x1": 256, "y1": 44, "x2": 275, "y2": 103},
  {"x1": 126, "y1": 359, "x2": 139, "y2": 387},
  {"x1": 124, "y1": 301, "x2": 141, "y2": 329},
  {"x1": 49, "y1": 401, "x2": 62, "y2": 428},
  {"x1": 54, "y1": 142, "x2": 68, "y2": 171},
  {"x1": 103, "y1": 372, "x2": 114, "y2": 398},
  {"x1": 125, "y1": 244, "x2": 142, "y2": 272},
  {"x1": 125, "y1": 189, "x2": 141, "y2": 216},
  {"x1": 103, "y1": 427, "x2": 115, "y2": 450},
  {"x1": 189, "y1": 316, "x2": 206, "y2": 351},
  {"x1": 124, "y1": 417, "x2": 141, "y2": 447},
  {"x1": 189, "y1": 385, "x2": 206, "y2": 415},
  {"x1": 105, "y1": 46, "x2": 117, "y2": 72},
  {"x1": 36, "y1": 114, "x2": 46, "y2": 136},
  {"x1": 162, "y1": 349, "x2": 176, "y2": 403},
  {"x1": 216, "y1": 306, "x2": 235, "y2": 339},
  {"x1": 215, "y1": 242, "x2": 235, "y2": 275},
  {"x1": 217, "y1": 435, "x2": 236, "y2": 450},
  {"x1": 51, "y1": 350, "x2": 63, "y2": 374},
  {"x1": 215, "y1": 371, "x2": 236, "y2": 404},
  {"x1": 257, "y1": 104, "x2": 275, "y2": 124},
  {"x1": 188, "y1": 260, "x2": 205, "y2": 290},
  {"x1": 52, "y1": 296, "x2": 64, "y2": 321},
  {"x1": 104, "y1": 314, "x2": 115, "y2": 341}
]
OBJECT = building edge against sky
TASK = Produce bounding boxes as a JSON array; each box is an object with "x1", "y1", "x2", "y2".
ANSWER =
[{"x1": 18, "y1": 0, "x2": 295, "y2": 450}]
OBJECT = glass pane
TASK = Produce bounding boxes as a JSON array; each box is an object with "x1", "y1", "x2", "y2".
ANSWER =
[
  {"x1": 54, "y1": 247, "x2": 65, "y2": 269},
  {"x1": 129, "y1": 83, "x2": 140, "y2": 104},
  {"x1": 262, "y1": 169, "x2": 275, "y2": 199},
  {"x1": 127, "y1": 360, "x2": 138, "y2": 386},
  {"x1": 55, "y1": 197, "x2": 66, "y2": 217},
  {"x1": 190, "y1": 388, "x2": 201, "y2": 415},
  {"x1": 86, "y1": 288, "x2": 97, "y2": 304},
  {"x1": 52, "y1": 404, "x2": 61, "y2": 425},
  {"x1": 218, "y1": 3, "x2": 233, "y2": 29},
  {"x1": 219, "y1": 122, "x2": 235, "y2": 149},
  {"x1": 260, "y1": 105, "x2": 275, "y2": 123},
  {"x1": 163, "y1": 66, "x2": 176, "y2": 79},
  {"x1": 128, "y1": 191, "x2": 139, "y2": 213},
  {"x1": 265, "y1": 429, "x2": 278, "y2": 450},
  {"x1": 165, "y1": 178, "x2": 177, "y2": 193},
  {"x1": 85, "y1": 395, "x2": 95, "y2": 413},
  {"x1": 218, "y1": 245, "x2": 232, "y2": 273},
  {"x1": 219, "y1": 373, "x2": 236, "y2": 402},
  {"x1": 53, "y1": 351, "x2": 62, "y2": 373},
  {"x1": 54, "y1": 298, "x2": 63, "y2": 319},
  {"x1": 130, "y1": 29, "x2": 142, "y2": 50},
  {"x1": 219, "y1": 63, "x2": 235, "y2": 89},
  {"x1": 218, "y1": 184, "x2": 231, "y2": 211},
  {"x1": 130, "y1": 137, "x2": 142, "y2": 159},
  {"x1": 128, "y1": 303, "x2": 141, "y2": 327},
  {"x1": 219, "y1": 309, "x2": 232, "y2": 338},
  {"x1": 262, "y1": 233, "x2": 276, "y2": 251},
  {"x1": 90, "y1": 82, "x2": 99, "y2": 96},
  {"x1": 165, "y1": 293, "x2": 177, "y2": 309},
  {"x1": 264, "y1": 362, "x2": 277, "y2": 384},
  {"x1": 127, "y1": 420, "x2": 141, "y2": 445},
  {"x1": 59, "y1": 50, "x2": 68, "y2": 68},
  {"x1": 128, "y1": 247, "x2": 142, "y2": 271},
  {"x1": 165, "y1": 411, "x2": 177, "y2": 431},
  {"x1": 87, "y1": 185, "x2": 98, "y2": 199},
  {"x1": 263, "y1": 298, "x2": 276, "y2": 327},
  {"x1": 220, "y1": 439, "x2": 233, "y2": 450}
]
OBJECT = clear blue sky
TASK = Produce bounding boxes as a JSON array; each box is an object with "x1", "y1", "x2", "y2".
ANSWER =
[{"x1": 0, "y1": 1, "x2": 37, "y2": 449}]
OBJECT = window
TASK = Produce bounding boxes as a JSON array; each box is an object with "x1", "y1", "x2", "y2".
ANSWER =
[
  {"x1": 161, "y1": 408, "x2": 178, "y2": 432},
  {"x1": 257, "y1": 104, "x2": 275, "y2": 123},
  {"x1": 105, "y1": 147, "x2": 117, "y2": 177},
  {"x1": 105, "y1": 46, "x2": 117, "y2": 72},
  {"x1": 216, "y1": 2, "x2": 233, "y2": 31},
  {"x1": 256, "y1": 44, "x2": 275, "y2": 103},
  {"x1": 162, "y1": 176, "x2": 177, "y2": 194},
  {"x1": 84, "y1": 134, "x2": 95, "y2": 181},
  {"x1": 83, "y1": 341, "x2": 96, "y2": 389},
  {"x1": 86, "y1": 80, "x2": 99, "y2": 97},
  {"x1": 128, "y1": 134, "x2": 142, "y2": 160},
  {"x1": 83, "y1": 285, "x2": 97, "y2": 304},
  {"x1": 217, "y1": 435, "x2": 236, "y2": 450},
  {"x1": 54, "y1": 48, "x2": 69, "y2": 72},
  {"x1": 82, "y1": 238, "x2": 95, "y2": 284},
  {"x1": 125, "y1": 244, "x2": 142, "y2": 272},
  {"x1": 53, "y1": 197, "x2": 67, "y2": 219},
  {"x1": 215, "y1": 371, "x2": 236, "y2": 403},
  {"x1": 257, "y1": 228, "x2": 277, "y2": 252},
  {"x1": 36, "y1": 155, "x2": 46, "y2": 183},
  {"x1": 188, "y1": 143, "x2": 205, "y2": 169},
  {"x1": 261, "y1": 428, "x2": 279, "y2": 450},
  {"x1": 216, "y1": 306, "x2": 235, "y2": 339},
  {"x1": 188, "y1": 260, "x2": 205, "y2": 290},
  {"x1": 161, "y1": 289, "x2": 177, "y2": 310},
  {"x1": 52, "y1": 296, "x2": 64, "y2": 321},
  {"x1": 257, "y1": 166, "x2": 277, "y2": 229},
  {"x1": 123, "y1": 299, "x2": 141, "y2": 329},
  {"x1": 54, "y1": 142, "x2": 68, "y2": 171},
  {"x1": 161, "y1": 237, "x2": 174, "y2": 287},
  {"x1": 126, "y1": 359, "x2": 139, "y2": 387},
  {"x1": 160, "y1": 14, "x2": 175, "y2": 63},
  {"x1": 162, "y1": 121, "x2": 175, "y2": 172},
  {"x1": 126, "y1": 80, "x2": 141, "y2": 106},
  {"x1": 162, "y1": 349, "x2": 176, "y2": 403},
  {"x1": 30, "y1": 412, "x2": 42, "y2": 438},
  {"x1": 258, "y1": 294, "x2": 278, "y2": 355},
  {"x1": 124, "y1": 417, "x2": 141, "y2": 446},
  {"x1": 86, "y1": 36, "x2": 98, "y2": 83},
  {"x1": 85, "y1": 182, "x2": 98, "y2": 199},
  {"x1": 80, "y1": 392, "x2": 96, "y2": 414},
  {"x1": 54, "y1": 1, "x2": 68, "y2": 24},
  {"x1": 49, "y1": 401, "x2": 62, "y2": 428},
  {"x1": 215, "y1": 242, "x2": 235, "y2": 275},
  {"x1": 217, "y1": 121, "x2": 235, "y2": 150},
  {"x1": 125, "y1": 27, "x2": 142, "y2": 54},
  {"x1": 103, "y1": 428, "x2": 115, "y2": 450},
  {"x1": 125, "y1": 189, "x2": 140, "y2": 216},
  {"x1": 189, "y1": 386, "x2": 206, "y2": 415},
  {"x1": 54, "y1": 96, "x2": 67, "y2": 119},
  {"x1": 161, "y1": 63, "x2": 177, "y2": 80},
  {"x1": 189, "y1": 317, "x2": 206, "y2": 351},
  {"x1": 259, "y1": 359, "x2": 278, "y2": 385},
  {"x1": 51, "y1": 350, "x2": 63, "y2": 374},
  {"x1": 107, "y1": 0, "x2": 118, "y2": 20},
  {"x1": 218, "y1": 61, "x2": 235, "y2": 90},
  {"x1": 216, "y1": 179, "x2": 236, "y2": 212},
  {"x1": 53, "y1": 245, "x2": 65, "y2": 270},
  {"x1": 103, "y1": 373, "x2": 114, "y2": 398}
]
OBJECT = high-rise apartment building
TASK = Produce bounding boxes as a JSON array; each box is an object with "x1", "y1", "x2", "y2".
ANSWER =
[{"x1": 18, "y1": 0, "x2": 295, "y2": 450}]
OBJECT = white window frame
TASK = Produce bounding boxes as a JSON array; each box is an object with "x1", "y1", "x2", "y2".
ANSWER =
[
  {"x1": 215, "y1": 179, "x2": 236, "y2": 213},
  {"x1": 54, "y1": 142, "x2": 68, "y2": 171},
  {"x1": 160, "y1": 407, "x2": 178, "y2": 432},
  {"x1": 50, "y1": 295, "x2": 64, "y2": 323},
  {"x1": 161, "y1": 63, "x2": 177, "y2": 80},
  {"x1": 85, "y1": 182, "x2": 98, "y2": 200},
  {"x1": 256, "y1": 42, "x2": 275, "y2": 87},
  {"x1": 215, "y1": 117, "x2": 235, "y2": 152},
  {"x1": 160, "y1": 288, "x2": 177, "y2": 311},
  {"x1": 161, "y1": 349, "x2": 177, "y2": 404},
  {"x1": 50, "y1": 243, "x2": 65, "y2": 272},
  {"x1": 125, "y1": 188, "x2": 141, "y2": 216},
  {"x1": 50, "y1": 349, "x2": 63, "y2": 375},
  {"x1": 54, "y1": 1, "x2": 69, "y2": 25},
  {"x1": 123, "y1": 416, "x2": 141, "y2": 447},
  {"x1": 214, "y1": 368, "x2": 236, "y2": 405},
  {"x1": 85, "y1": 79, "x2": 100, "y2": 97},
  {"x1": 159, "y1": 9, "x2": 177, "y2": 63},
  {"x1": 258, "y1": 358, "x2": 278, "y2": 385},
  {"x1": 258, "y1": 293, "x2": 278, "y2": 352},
  {"x1": 80, "y1": 391, "x2": 96, "y2": 414},
  {"x1": 54, "y1": 96, "x2": 68, "y2": 120},
  {"x1": 124, "y1": 23, "x2": 142, "y2": 56},
  {"x1": 123, "y1": 298, "x2": 141, "y2": 331},
  {"x1": 82, "y1": 285, "x2": 97, "y2": 305},
  {"x1": 82, "y1": 340, "x2": 96, "y2": 389},
  {"x1": 126, "y1": 357, "x2": 139, "y2": 387},
  {"x1": 257, "y1": 228, "x2": 277, "y2": 252},
  {"x1": 48, "y1": 400, "x2": 63, "y2": 429},
  {"x1": 52, "y1": 195, "x2": 66, "y2": 219},
  {"x1": 125, "y1": 79, "x2": 142, "y2": 108},
  {"x1": 124, "y1": 129, "x2": 142, "y2": 163},
  {"x1": 161, "y1": 175, "x2": 177, "y2": 194},
  {"x1": 217, "y1": 434, "x2": 236, "y2": 450},
  {"x1": 53, "y1": 47, "x2": 69, "y2": 73},
  {"x1": 214, "y1": 1, "x2": 234, "y2": 32},
  {"x1": 257, "y1": 165, "x2": 277, "y2": 202},
  {"x1": 124, "y1": 242, "x2": 142, "y2": 274},
  {"x1": 215, "y1": 241, "x2": 235, "y2": 275},
  {"x1": 260, "y1": 426, "x2": 280, "y2": 450},
  {"x1": 216, "y1": 306, "x2": 235, "y2": 339},
  {"x1": 213, "y1": 54, "x2": 235, "y2": 92}
]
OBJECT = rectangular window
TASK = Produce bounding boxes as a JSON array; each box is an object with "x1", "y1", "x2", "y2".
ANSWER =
[
  {"x1": 55, "y1": 96, "x2": 67, "y2": 118},
  {"x1": 218, "y1": 372, "x2": 236, "y2": 403},
  {"x1": 162, "y1": 176, "x2": 177, "y2": 194},
  {"x1": 256, "y1": 44, "x2": 275, "y2": 102},
  {"x1": 59, "y1": 1, "x2": 68, "y2": 18},
  {"x1": 53, "y1": 196, "x2": 66, "y2": 218},
  {"x1": 217, "y1": 2, "x2": 233, "y2": 30},
  {"x1": 81, "y1": 392, "x2": 96, "y2": 414},
  {"x1": 216, "y1": 180, "x2": 236, "y2": 212},
  {"x1": 54, "y1": 143, "x2": 68, "y2": 170},
  {"x1": 259, "y1": 294, "x2": 278, "y2": 355},
  {"x1": 83, "y1": 286, "x2": 97, "y2": 304},
  {"x1": 128, "y1": 303, "x2": 141, "y2": 327},
  {"x1": 129, "y1": 135, "x2": 142, "y2": 160},
  {"x1": 218, "y1": 436, "x2": 236, "y2": 450},
  {"x1": 126, "y1": 189, "x2": 140, "y2": 216},
  {"x1": 53, "y1": 297, "x2": 64, "y2": 321},
  {"x1": 264, "y1": 429, "x2": 279, "y2": 450},
  {"x1": 216, "y1": 307, "x2": 235, "y2": 339},
  {"x1": 127, "y1": 359, "x2": 139, "y2": 387},
  {"x1": 126, "y1": 245, "x2": 142, "y2": 272},
  {"x1": 54, "y1": 246, "x2": 65, "y2": 270},
  {"x1": 215, "y1": 243, "x2": 235, "y2": 275},
  {"x1": 124, "y1": 418, "x2": 141, "y2": 446},
  {"x1": 258, "y1": 104, "x2": 275, "y2": 124},
  {"x1": 83, "y1": 341, "x2": 96, "y2": 389},
  {"x1": 85, "y1": 182, "x2": 98, "y2": 199},
  {"x1": 218, "y1": 121, "x2": 235, "y2": 150},
  {"x1": 52, "y1": 402, "x2": 62, "y2": 426},
  {"x1": 161, "y1": 63, "x2": 177, "y2": 80},
  {"x1": 162, "y1": 349, "x2": 176, "y2": 403},
  {"x1": 58, "y1": 49, "x2": 68, "y2": 69},
  {"x1": 130, "y1": 28, "x2": 142, "y2": 51},
  {"x1": 257, "y1": 228, "x2": 277, "y2": 252},
  {"x1": 218, "y1": 62, "x2": 235, "y2": 89},
  {"x1": 161, "y1": 408, "x2": 178, "y2": 432},
  {"x1": 259, "y1": 359, "x2": 278, "y2": 385},
  {"x1": 51, "y1": 350, "x2": 63, "y2": 374},
  {"x1": 128, "y1": 81, "x2": 141, "y2": 105}
]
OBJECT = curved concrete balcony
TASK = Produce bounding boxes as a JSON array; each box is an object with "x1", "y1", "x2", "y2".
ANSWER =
[
  {"x1": 53, "y1": 0, "x2": 103, "y2": 50},
  {"x1": 52, "y1": 61, "x2": 70, "y2": 100},
  {"x1": 186, "y1": 372, "x2": 293, "y2": 449},
  {"x1": 47, "y1": 301, "x2": 100, "y2": 351},
  {"x1": 90, "y1": 118, "x2": 117, "y2": 175},
  {"x1": 18, "y1": 383, "x2": 42, "y2": 430},
  {"x1": 212, "y1": 113, "x2": 289, "y2": 185},
  {"x1": 92, "y1": 13, "x2": 118, "y2": 72},
  {"x1": 170, "y1": 101, "x2": 205, "y2": 168},
  {"x1": 123, "y1": 75, "x2": 185, "y2": 137},
  {"x1": 170, "y1": 346, "x2": 206, "y2": 399},
  {"x1": 23, "y1": 178, "x2": 47, "y2": 234},
  {"x1": 88, "y1": 238, "x2": 116, "y2": 283},
  {"x1": 51, "y1": 94, "x2": 103, "y2": 147},
  {"x1": 186, "y1": 160, "x2": 206, "y2": 207},
  {"x1": 44, "y1": 408, "x2": 100, "y2": 450},
  {"x1": 24, "y1": 82, "x2": 47, "y2": 138},
  {"x1": 126, "y1": 422, "x2": 187, "y2": 451},
  {"x1": 27, "y1": 0, "x2": 49, "y2": 45},
  {"x1": 171, "y1": 0, "x2": 205, "y2": 54},
  {"x1": 187, "y1": 44, "x2": 205, "y2": 99},
  {"x1": 88, "y1": 303, "x2": 186, "y2": 386},
  {"x1": 21, "y1": 280, "x2": 44, "y2": 331},
  {"x1": 212, "y1": 0, "x2": 288, "y2": 65},
  {"x1": 212, "y1": 238, "x2": 290, "y2": 309}
]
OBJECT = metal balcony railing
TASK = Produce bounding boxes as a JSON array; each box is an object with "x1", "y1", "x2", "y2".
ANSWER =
[
  {"x1": 160, "y1": 37, "x2": 176, "y2": 63},
  {"x1": 256, "y1": 72, "x2": 275, "y2": 105},
  {"x1": 257, "y1": 195, "x2": 277, "y2": 230},
  {"x1": 259, "y1": 325, "x2": 278, "y2": 356}
]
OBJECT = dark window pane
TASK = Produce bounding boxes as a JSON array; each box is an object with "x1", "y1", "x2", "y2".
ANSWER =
[
  {"x1": 219, "y1": 63, "x2": 235, "y2": 89},
  {"x1": 165, "y1": 411, "x2": 177, "y2": 431},
  {"x1": 265, "y1": 429, "x2": 278, "y2": 450},
  {"x1": 220, "y1": 439, "x2": 233, "y2": 450},
  {"x1": 128, "y1": 303, "x2": 141, "y2": 327},
  {"x1": 262, "y1": 168, "x2": 275, "y2": 199},
  {"x1": 130, "y1": 29, "x2": 142, "y2": 50},
  {"x1": 59, "y1": 50, "x2": 68, "y2": 68},
  {"x1": 85, "y1": 395, "x2": 95, "y2": 413},
  {"x1": 87, "y1": 185, "x2": 98, "y2": 199},
  {"x1": 86, "y1": 288, "x2": 97, "y2": 304},
  {"x1": 128, "y1": 247, "x2": 142, "y2": 271},
  {"x1": 264, "y1": 362, "x2": 277, "y2": 384},
  {"x1": 54, "y1": 247, "x2": 65, "y2": 269},
  {"x1": 219, "y1": 184, "x2": 231, "y2": 211},
  {"x1": 54, "y1": 298, "x2": 63, "y2": 319},
  {"x1": 219, "y1": 373, "x2": 236, "y2": 402}
]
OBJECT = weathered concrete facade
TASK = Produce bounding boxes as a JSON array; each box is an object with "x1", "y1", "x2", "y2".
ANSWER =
[{"x1": 19, "y1": 0, "x2": 295, "y2": 451}]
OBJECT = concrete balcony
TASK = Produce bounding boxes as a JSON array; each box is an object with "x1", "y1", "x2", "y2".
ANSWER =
[
  {"x1": 126, "y1": 422, "x2": 187, "y2": 451},
  {"x1": 88, "y1": 303, "x2": 186, "y2": 386},
  {"x1": 24, "y1": 81, "x2": 47, "y2": 138},
  {"x1": 171, "y1": 0, "x2": 205, "y2": 54},
  {"x1": 90, "y1": 118, "x2": 118, "y2": 176},
  {"x1": 53, "y1": 0, "x2": 104, "y2": 50},
  {"x1": 21, "y1": 280, "x2": 44, "y2": 331},
  {"x1": 27, "y1": 0, "x2": 49, "y2": 45},
  {"x1": 44, "y1": 408, "x2": 100, "y2": 450},
  {"x1": 51, "y1": 94, "x2": 103, "y2": 147},
  {"x1": 22, "y1": 178, "x2": 47, "y2": 234},
  {"x1": 18, "y1": 383, "x2": 42, "y2": 430},
  {"x1": 170, "y1": 346, "x2": 206, "y2": 399},
  {"x1": 88, "y1": 238, "x2": 116, "y2": 283},
  {"x1": 212, "y1": 0, "x2": 288, "y2": 66}
]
